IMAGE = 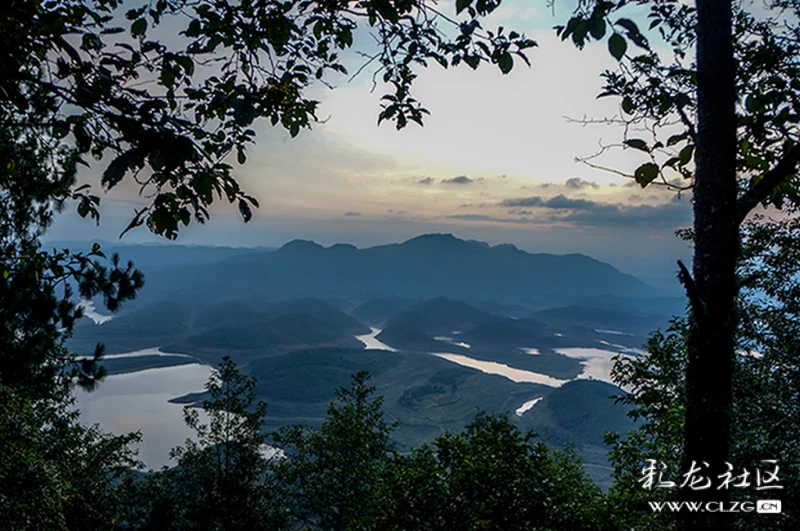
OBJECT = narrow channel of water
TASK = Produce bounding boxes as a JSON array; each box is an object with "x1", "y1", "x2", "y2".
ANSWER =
[
  {"x1": 355, "y1": 328, "x2": 397, "y2": 351},
  {"x1": 515, "y1": 397, "x2": 543, "y2": 416},
  {"x1": 431, "y1": 353, "x2": 569, "y2": 387}
]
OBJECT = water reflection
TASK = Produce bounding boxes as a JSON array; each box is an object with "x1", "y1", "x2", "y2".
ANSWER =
[
  {"x1": 554, "y1": 347, "x2": 633, "y2": 386},
  {"x1": 102, "y1": 347, "x2": 194, "y2": 359},
  {"x1": 355, "y1": 328, "x2": 397, "y2": 351},
  {"x1": 74, "y1": 363, "x2": 212, "y2": 470},
  {"x1": 432, "y1": 353, "x2": 569, "y2": 387},
  {"x1": 515, "y1": 396, "x2": 543, "y2": 416},
  {"x1": 433, "y1": 336, "x2": 472, "y2": 348},
  {"x1": 78, "y1": 298, "x2": 113, "y2": 324}
]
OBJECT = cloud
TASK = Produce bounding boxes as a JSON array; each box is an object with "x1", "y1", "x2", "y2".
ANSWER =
[
  {"x1": 493, "y1": 193, "x2": 692, "y2": 228},
  {"x1": 445, "y1": 214, "x2": 549, "y2": 225},
  {"x1": 543, "y1": 195, "x2": 619, "y2": 212},
  {"x1": 441, "y1": 175, "x2": 474, "y2": 185},
  {"x1": 498, "y1": 194, "x2": 615, "y2": 211},
  {"x1": 343, "y1": 211, "x2": 362, "y2": 217},
  {"x1": 557, "y1": 201, "x2": 691, "y2": 227},
  {"x1": 499, "y1": 196, "x2": 545, "y2": 207},
  {"x1": 564, "y1": 177, "x2": 599, "y2": 190},
  {"x1": 417, "y1": 177, "x2": 434, "y2": 185}
]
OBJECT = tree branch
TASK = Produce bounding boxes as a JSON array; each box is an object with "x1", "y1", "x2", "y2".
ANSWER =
[{"x1": 735, "y1": 144, "x2": 800, "y2": 224}]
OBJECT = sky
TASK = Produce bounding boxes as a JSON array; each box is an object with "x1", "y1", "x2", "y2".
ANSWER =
[{"x1": 46, "y1": 0, "x2": 697, "y2": 282}]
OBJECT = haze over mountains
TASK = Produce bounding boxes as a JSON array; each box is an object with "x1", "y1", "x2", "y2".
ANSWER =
[
  {"x1": 62, "y1": 233, "x2": 677, "y2": 311},
  {"x1": 68, "y1": 233, "x2": 685, "y2": 485}
]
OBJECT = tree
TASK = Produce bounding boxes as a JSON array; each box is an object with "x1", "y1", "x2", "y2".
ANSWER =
[
  {"x1": 2, "y1": 2, "x2": 539, "y2": 528},
  {"x1": 375, "y1": 412, "x2": 610, "y2": 531},
  {"x1": 4, "y1": 0, "x2": 536, "y2": 239},
  {"x1": 0, "y1": 384, "x2": 140, "y2": 531},
  {"x1": 123, "y1": 356, "x2": 289, "y2": 531},
  {"x1": 604, "y1": 213, "x2": 800, "y2": 531},
  {"x1": 273, "y1": 371, "x2": 396, "y2": 530},
  {"x1": 553, "y1": 1, "x2": 800, "y2": 529},
  {"x1": 0, "y1": 49, "x2": 144, "y2": 529}
]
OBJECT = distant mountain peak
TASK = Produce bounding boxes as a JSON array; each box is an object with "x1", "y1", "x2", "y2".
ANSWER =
[
  {"x1": 401, "y1": 233, "x2": 459, "y2": 245},
  {"x1": 277, "y1": 239, "x2": 324, "y2": 253},
  {"x1": 329, "y1": 243, "x2": 357, "y2": 252}
]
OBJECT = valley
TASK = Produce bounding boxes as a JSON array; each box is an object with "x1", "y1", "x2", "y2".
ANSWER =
[{"x1": 68, "y1": 234, "x2": 678, "y2": 488}]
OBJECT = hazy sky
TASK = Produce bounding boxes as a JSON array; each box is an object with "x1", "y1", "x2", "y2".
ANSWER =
[{"x1": 47, "y1": 0, "x2": 697, "y2": 280}]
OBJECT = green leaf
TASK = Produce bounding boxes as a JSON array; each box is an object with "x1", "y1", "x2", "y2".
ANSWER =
[
  {"x1": 621, "y1": 96, "x2": 635, "y2": 114},
  {"x1": 498, "y1": 52, "x2": 513, "y2": 74},
  {"x1": 745, "y1": 95, "x2": 764, "y2": 113},
  {"x1": 464, "y1": 55, "x2": 480, "y2": 69},
  {"x1": 634, "y1": 162, "x2": 659, "y2": 187},
  {"x1": 456, "y1": 0, "x2": 473, "y2": 15},
  {"x1": 185, "y1": 18, "x2": 201, "y2": 38},
  {"x1": 589, "y1": 17, "x2": 606, "y2": 40},
  {"x1": 624, "y1": 138, "x2": 648, "y2": 152},
  {"x1": 561, "y1": 16, "x2": 582, "y2": 42},
  {"x1": 340, "y1": 27, "x2": 353, "y2": 47},
  {"x1": 52, "y1": 121, "x2": 70, "y2": 139},
  {"x1": 615, "y1": 18, "x2": 639, "y2": 35},
  {"x1": 608, "y1": 33, "x2": 627, "y2": 61},
  {"x1": 572, "y1": 20, "x2": 589, "y2": 47},
  {"x1": 667, "y1": 133, "x2": 687, "y2": 147},
  {"x1": 238, "y1": 199, "x2": 253, "y2": 222},
  {"x1": 160, "y1": 68, "x2": 175, "y2": 88},
  {"x1": 102, "y1": 150, "x2": 137, "y2": 188},
  {"x1": 373, "y1": 0, "x2": 399, "y2": 24},
  {"x1": 174, "y1": 55, "x2": 194, "y2": 76},
  {"x1": 131, "y1": 18, "x2": 147, "y2": 37},
  {"x1": 679, "y1": 144, "x2": 695, "y2": 165}
]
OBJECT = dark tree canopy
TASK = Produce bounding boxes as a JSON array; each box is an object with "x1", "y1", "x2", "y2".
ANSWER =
[
  {"x1": 3, "y1": 0, "x2": 536, "y2": 239},
  {"x1": 554, "y1": 2, "x2": 800, "y2": 530}
]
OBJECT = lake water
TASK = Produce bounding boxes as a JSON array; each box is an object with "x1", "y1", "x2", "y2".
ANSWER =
[
  {"x1": 74, "y1": 362, "x2": 212, "y2": 470},
  {"x1": 352, "y1": 328, "x2": 627, "y2": 388},
  {"x1": 102, "y1": 347, "x2": 194, "y2": 359},
  {"x1": 78, "y1": 298, "x2": 114, "y2": 324},
  {"x1": 434, "y1": 345, "x2": 630, "y2": 388},
  {"x1": 515, "y1": 397, "x2": 543, "y2": 416},
  {"x1": 73, "y1": 327, "x2": 632, "y2": 469},
  {"x1": 433, "y1": 336, "x2": 472, "y2": 348},
  {"x1": 431, "y1": 353, "x2": 570, "y2": 387},
  {"x1": 355, "y1": 328, "x2": 397, "y2": 351}
]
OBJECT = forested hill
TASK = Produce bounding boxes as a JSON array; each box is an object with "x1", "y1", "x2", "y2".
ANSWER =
[{"x1": 103, "y1": 234, "x2": 656, "y2": 305}]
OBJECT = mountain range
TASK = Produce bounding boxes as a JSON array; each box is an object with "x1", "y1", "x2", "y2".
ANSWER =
[{"x1": 105, "y1": 233, "x2": 659, "y2": 307}]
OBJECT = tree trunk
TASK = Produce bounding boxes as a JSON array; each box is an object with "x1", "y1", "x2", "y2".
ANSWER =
[{"x1": 679, "y1": 1, "x2": 738, "y2": 530}]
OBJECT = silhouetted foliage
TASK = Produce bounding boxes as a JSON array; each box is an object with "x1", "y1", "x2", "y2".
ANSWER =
[
  {"x1": 274, "y1": 371, "x2": 396, "y2": 530},
  {"x1": 376, "y1": 412, "x2": 611, "y2": 531},
  {"x1": 605, "y1": 214, "x2": 800, "y2": 530},
  {"x1": 122, "y1": 357, "x2": 289, "y2": 531},
  {"x1": 557, "y1": 2, "x2": 800, "y2": 529},
  {"x1": 0, "y1": 385, "x2": 140, "y2": 531}
]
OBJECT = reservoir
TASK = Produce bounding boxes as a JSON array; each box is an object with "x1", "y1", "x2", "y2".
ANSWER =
[{"x1": 74, "y1": 361, "x2": 212, "y2": 469}]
